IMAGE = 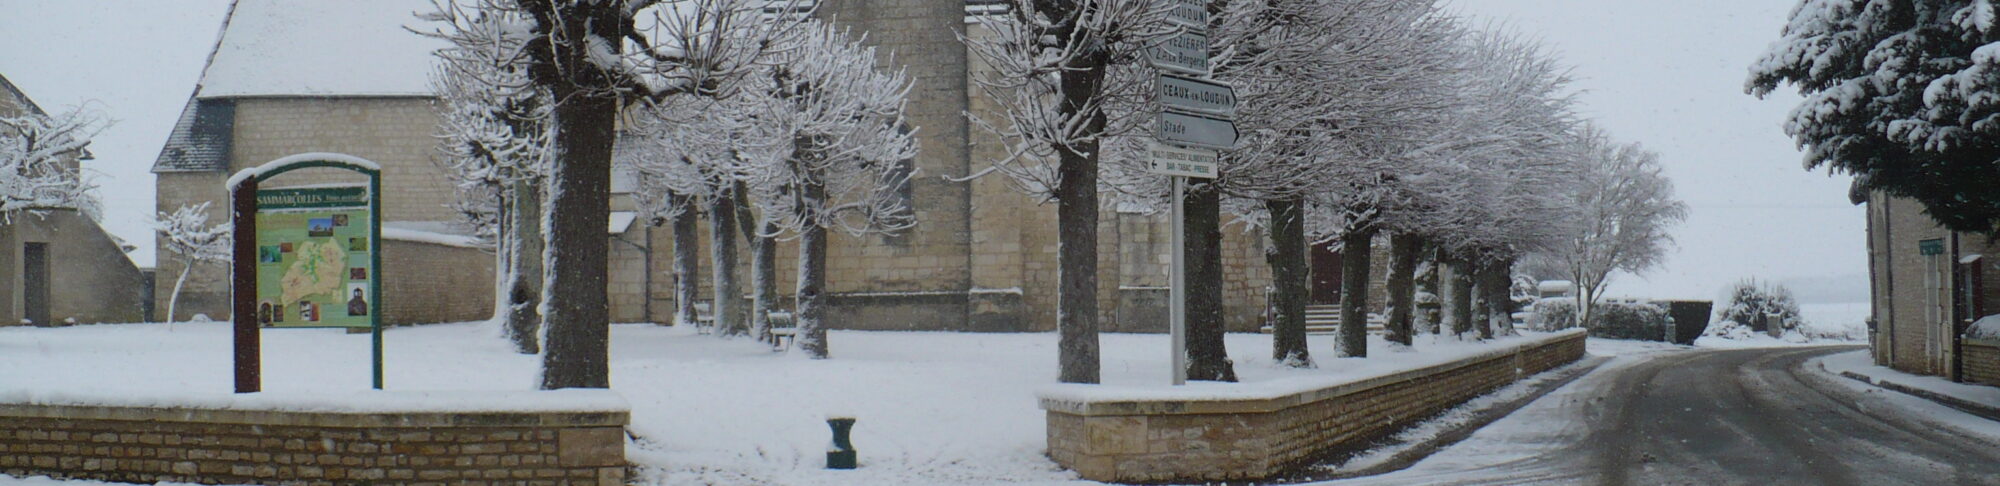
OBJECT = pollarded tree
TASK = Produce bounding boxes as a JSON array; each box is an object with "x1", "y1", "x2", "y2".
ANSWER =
[
  {"x1": 156, "y1": 202, "x2": 232, "y2": 326},
  {"x1": 1748, "y1": 0, "x2": 2000, "y2": 233},
  {"x1": 1537, "y1": 126, "x2": 1687, "y2": 330},
  {"x1": 422, "y1": 0, "x2": 805, "y2": 389},
  {"x1": 735, "y1": 21, "x2": 919, "y2": 359},
  {"x1": 965, "y1": 0, "x2": 1171, "y2": 384},
  {"x1": 428, "y1": 0, "x2": 553, "y2": 354}
]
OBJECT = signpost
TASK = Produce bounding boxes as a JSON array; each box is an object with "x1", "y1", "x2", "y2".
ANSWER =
[
  {"x1": 1146, "y1": 12, "x2": 1235, "y2": 387},
  {"x1": 230, "y1": 154, "x2": 384, "y2": 392}
]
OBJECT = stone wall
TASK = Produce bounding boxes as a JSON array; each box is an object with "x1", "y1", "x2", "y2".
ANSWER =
[
  {"x1": 380, "y1": 238, "x2": 494, "y2": 326},
  {"x1": 1964, "y1": 339, "x2": 2000, "y2": 387},
  {"x1": 0, "y1": 393, "x2": 628, "y2": 485},
  {"x1": 1040, "y1": 330, "x2": 1587, "y2": 483}
]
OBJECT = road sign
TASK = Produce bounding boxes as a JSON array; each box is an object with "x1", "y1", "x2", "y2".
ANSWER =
[
  {"x1": 1147, "y1": 142, "x2": 1219, "y2": 178},
  {"x1": 1920, "y1": 238, "x2": 1945, "y2": 256},
  {"x1": 1149, "y1": 30, "x2": 1211, "y2": 76},
  {"x1": 1162, "y1": 0, "x2": 1207, "y2": 29},
  {"x1": 1159, "y1": 110, "x2": 1238, "y2": 149},
  {"x1": 1158, "y1": 74, "x2": 1236, "y2": 116}
]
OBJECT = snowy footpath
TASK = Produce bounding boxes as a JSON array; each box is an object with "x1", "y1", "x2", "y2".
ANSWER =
[
  {"x1": 1817, "y1": 350, "x2": 2000, "y2": 421},
  {"x1": 0, "y1": 321, "x2": 1574, "y2": 486}
]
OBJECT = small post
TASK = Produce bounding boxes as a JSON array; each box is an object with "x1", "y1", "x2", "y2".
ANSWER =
[
  {"x1": 1170, "y1": 176, "x2": 1187, "y2": 386},
  {"x1": 231, "y1": 175, "x2": 260, "y2": 393},
  {"x1": 826, "y1": 416, "x2": 856, "y2": 469}
]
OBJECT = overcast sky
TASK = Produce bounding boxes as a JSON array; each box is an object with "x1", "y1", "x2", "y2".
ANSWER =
[{"x1": 0, "y1": 1, "x2": 1864, "y2": 302}]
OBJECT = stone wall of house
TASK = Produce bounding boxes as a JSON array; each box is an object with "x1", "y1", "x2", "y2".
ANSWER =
[
  {"x1": 1872, "y1": 194, "x2": 1954, "y2": 376},
  {"x1": 1963, "y1": 339, "x2": 2000, "y2": 387},
  {"x1": 0, "y1": 396, "x2": 628, "y2": 485},
  {"x1": 1041, "y1": 330, "x2": 1587, "y2": 483},
  {"x1": 154, "y1": 171, "x2": 234, "y2": 322},
  {"x1": 0, "y1": 209, "x2": 146, "y2": 325}
]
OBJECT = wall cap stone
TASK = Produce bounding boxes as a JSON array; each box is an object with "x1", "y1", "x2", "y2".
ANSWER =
[
  {"x1": 1038, "y1": 329, "x2": 1586, "y2": 416},
  {"x1": 0, "y1": 389, "x2": 629, "y2": 427}
]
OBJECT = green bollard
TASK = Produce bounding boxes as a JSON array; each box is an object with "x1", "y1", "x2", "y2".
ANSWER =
[{"x1": 827, "y1": 416, "x2": 857, "y2": 469}]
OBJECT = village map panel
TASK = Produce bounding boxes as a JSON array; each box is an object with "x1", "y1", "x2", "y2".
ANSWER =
[{"x1": 254, "y1": 185, "x2": 374, "y2": 328}]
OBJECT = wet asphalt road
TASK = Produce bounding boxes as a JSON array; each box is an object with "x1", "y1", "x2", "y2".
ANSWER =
[{"x1": 1338, "y1": 346, "x2": 2000, "y2": 485}]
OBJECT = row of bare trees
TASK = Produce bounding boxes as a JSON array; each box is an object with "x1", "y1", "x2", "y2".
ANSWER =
[
  {"x1": 419, "y1": 0, "x2": 1681, "y2": 389},
  {"x1": 967, "y1": 0, "x2": 1684, "y2": 383}
]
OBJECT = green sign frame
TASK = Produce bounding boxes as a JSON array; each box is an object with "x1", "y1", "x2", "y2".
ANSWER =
[{"x1": 230, "y1": 154, "x2": 384, "y2": 392}]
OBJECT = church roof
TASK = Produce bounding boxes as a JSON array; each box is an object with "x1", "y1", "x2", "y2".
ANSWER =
[{"x1": 195, "y1": 0, "x2": 446, "y2": 99}]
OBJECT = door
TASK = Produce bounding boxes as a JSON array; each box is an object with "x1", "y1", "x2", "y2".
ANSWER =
[
  {"x1": 23, "y1": 242, "x2": 49, "y2": 326},
  {"x1": 1310, "y1": 241, "x2": 1341, "y2": 305}
]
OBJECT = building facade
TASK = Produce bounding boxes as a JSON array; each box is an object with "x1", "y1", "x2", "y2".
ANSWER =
[
  {"x1": 0, "y1": 73, "x2": 148, "y2": 326},
  {"x1": 1863, "y1": 190, "x2": 2000, "y2": 385}
]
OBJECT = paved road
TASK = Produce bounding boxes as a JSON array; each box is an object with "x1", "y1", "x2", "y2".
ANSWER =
[{"x1": 1336, "y1": 346, "x2": 2000, "y2": 485}]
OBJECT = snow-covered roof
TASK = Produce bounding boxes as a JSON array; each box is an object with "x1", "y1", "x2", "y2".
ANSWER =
[{"x1": 195, "y1": 0, "x2": 446, "y2": 99}]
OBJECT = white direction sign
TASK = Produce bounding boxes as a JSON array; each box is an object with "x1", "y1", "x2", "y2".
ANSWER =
[
  {"x1": 1149, "y1": 30, "x2": 1211, "y2": 76},
  {"x1": 1162, "y1": 0, "x2": 1207, "y2": 29},
  {"x1": 1158, "y1": 75, "x2": 1236, "y2": 116},
  {"x1": 1147, "y1": 142, "x2": 1218, "y2": 179},
  {"x1": 1159, "y1": 110, "x2": 1238, "y2": 149}
]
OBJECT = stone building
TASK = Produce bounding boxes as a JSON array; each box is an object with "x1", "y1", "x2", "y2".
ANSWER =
[
  {"x1": 155, "y1": 0, "x2": 1290, "y2": 333},
  {"x1": 1862, "y1": 190, "x2": 2000, "y2": 386},
  {"x1": 0, "y1": 73, "x2": 148, "y2": 326}
]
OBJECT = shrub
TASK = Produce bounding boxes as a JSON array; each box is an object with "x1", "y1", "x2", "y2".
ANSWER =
[
  {"x1": 1709, "y1": 279, "x2": 1802, "y2": 338},
  {"x1": 1590, "y1": 299, "x2": 1671, "y2": 341},
  {"x1": 1527, "y1": 298, "x2": 1577, "y2": 331}
]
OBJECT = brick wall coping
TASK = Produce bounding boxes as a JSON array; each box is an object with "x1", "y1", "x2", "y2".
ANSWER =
[
  {"x1": 1968, "y1": 337, "x2": 2000, "y2": 347},
  {"x1": 1038, "y1": 329, "x2": 1587, "y2": 416},
  {"x1": 0, "y1": 390, "x2": 628, "y2": 428}
]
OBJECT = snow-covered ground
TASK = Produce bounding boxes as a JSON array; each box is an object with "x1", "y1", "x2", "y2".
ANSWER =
[
  {"x1": 1816, "y1": 350, "x2": 2000, "y2": 416},
  {"x1": 0, "y1": 322, "x2": 1565, "y2": 486}
]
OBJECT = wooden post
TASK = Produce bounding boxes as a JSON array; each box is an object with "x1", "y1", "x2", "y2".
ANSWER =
[{"x1": 232, "y1": 176, "x2": 260, "y2": 393}]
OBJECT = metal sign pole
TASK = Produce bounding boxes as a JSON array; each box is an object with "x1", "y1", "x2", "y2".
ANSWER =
[{"x1": 1171, "y1": 176, "x2": 1187, "y2": 386}]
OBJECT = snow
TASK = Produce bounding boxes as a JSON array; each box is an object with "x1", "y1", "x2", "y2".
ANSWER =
[
  {"x1": 196, "y1": 0, "x2": 446, "y2": 98},
  {"x1": 1697, "y1": 301, "x2": 1868, "y2": 347},
  {"x1": 0, "y1": 321, "x2": 1595, "y2": 485},
  {"x1": 1815, "y1": 350, "x2": 2000, "y2": 411},
  {"x1": 0, "y1": 388, "x2": 627, "y2": 415},
  {"x1": 227, "y1": 152, "x2": 384, "y2": 189},
  {"x1": 381, "y1": 225, "x2": 482, "y2": 248},
  {"x1": 1969, "y1": 313, "x2": 2000, "y2": 340},
  {"x1": 1042, "y1": 330, "x2": 1583, "y2": 403}
]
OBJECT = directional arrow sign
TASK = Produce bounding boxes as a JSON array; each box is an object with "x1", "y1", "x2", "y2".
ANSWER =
[
  {"x1": 1158, "y1": 110, "x2": 1238, "y2": 150},
  {"x1": 1158, "y1": 75, "x2": 1236, "y2": 116},
  {"x1": 1147, "y1": 141, "x2": 1218, "y2": 179},
  {"x1": 1148, "y1": 30, "x2": 1210, "y2": 76},
  {"x1": 1162, "y1": 0, "x2": 1208, "y2": 30}
]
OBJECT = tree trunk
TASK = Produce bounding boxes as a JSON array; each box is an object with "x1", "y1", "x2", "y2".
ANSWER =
[
  {"x1": 1487, "y1": 258, "x2": 1519, "y2": 337},
  {"x1": 1471, "y1": 260, "x2": 1496, "y2": 340},
  {"x1": 1183, "y1": 181, "x2": 1236, "y2": 381},
  {"x1": 795, "y1": 178, "x2": 830, "y2": 359},
  {"x1": 709, "y1": 185, "x2": 745, "y2": 337},
  {"x1": 167, "y1": 262, "x2": 191, "y2": 326},
  {"x1": 1416, "y1": 259, "x2": 1439, "y2": 334},
  {"x1": 670, "y1": 192, "x2": 699, "y2": 327},
  {"x1": 525, "y1": 1, "x2": 622, "y2": 390},
  {"x1": 1384, "y1": 233, "x2": 1421, "y2": 347},
  {"x1": 1264, "y1": 198, "x2": 1310, "y2": 367},
  {"x1": 1441, "y1": 256, "x2": 1475, "y2": 338},
  {"x1": 504, "y1": 180, "x2": 543, "y2": 354},
  {"x1": 1053, "y1": 49, "x2": 1108, "y2": 384},
  {"x1": 537, "y1": 87, "x2": 615, "y2": 390},
  {"x1": 1336, "y1": 226, "x2": 1377, "y2": 357},
  {"x1": 734, "y1": 183, "x2": 774, "y2": 345}
]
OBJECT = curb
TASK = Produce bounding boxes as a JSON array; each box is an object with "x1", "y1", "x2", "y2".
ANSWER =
[{"x1": 1833, "y1": 368, "x2": 2000, "y2": 422}]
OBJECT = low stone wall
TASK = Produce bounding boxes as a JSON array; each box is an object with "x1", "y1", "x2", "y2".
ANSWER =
[
  {"x1": 1040, "y1": 330, "x2": 1587, "y2": 483},
  {"x1": 0, "y1": 391, "x2": 628, "y2": 485},
  {"x1": 1965, "y1": 339, "x2": 2000, "y2": 387}
]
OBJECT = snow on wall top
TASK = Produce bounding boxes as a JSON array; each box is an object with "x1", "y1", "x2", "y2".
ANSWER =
[
  {"x1": 1970, "y1": 314, "x2": 2000, "y2": 341},
  {"x1": 196, "y1": 0, "x2": 446, "y2": 99},
  {"x1": 0, "y1": 388, "x2": 630, "y2": 414}
]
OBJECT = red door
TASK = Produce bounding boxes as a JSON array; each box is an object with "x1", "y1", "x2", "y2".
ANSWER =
[{"x1": 1310, "y1": 241, "x2": 1341, "y2": 305}]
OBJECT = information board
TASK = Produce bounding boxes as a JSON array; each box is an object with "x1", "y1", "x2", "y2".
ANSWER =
[{"x1": 253, "y1": 185, "x2": 375, "y2": 329}]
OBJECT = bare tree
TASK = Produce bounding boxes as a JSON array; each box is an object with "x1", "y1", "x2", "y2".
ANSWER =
[
  {"x1": 155, "y1": 202, "x2": 231, "y2": 326},
  {"x1": 965, "y1": 0, "x2": 1170, "y2": 384},
  {"x1": 0, "y1": 105, "x2": 103, "y2": 219},
  {"x1": 1538, "y1": 126, "x2": 1688, "y2": 329}
]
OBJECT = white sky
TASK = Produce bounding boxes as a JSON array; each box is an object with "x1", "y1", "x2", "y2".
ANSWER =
[{"x1": 1, "y1": 1, "x2": 1865, "y2": 302}]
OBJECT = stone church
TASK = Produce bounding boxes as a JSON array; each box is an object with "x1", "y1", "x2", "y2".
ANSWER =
[{"x1": 155, "y1": 0, "x2": 1294, "y2": 333}]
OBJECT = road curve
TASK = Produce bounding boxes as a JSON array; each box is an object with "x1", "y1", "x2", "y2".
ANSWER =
[{"x1": 1330, "y1": 346, "x2": 2000, "y2": 485}]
